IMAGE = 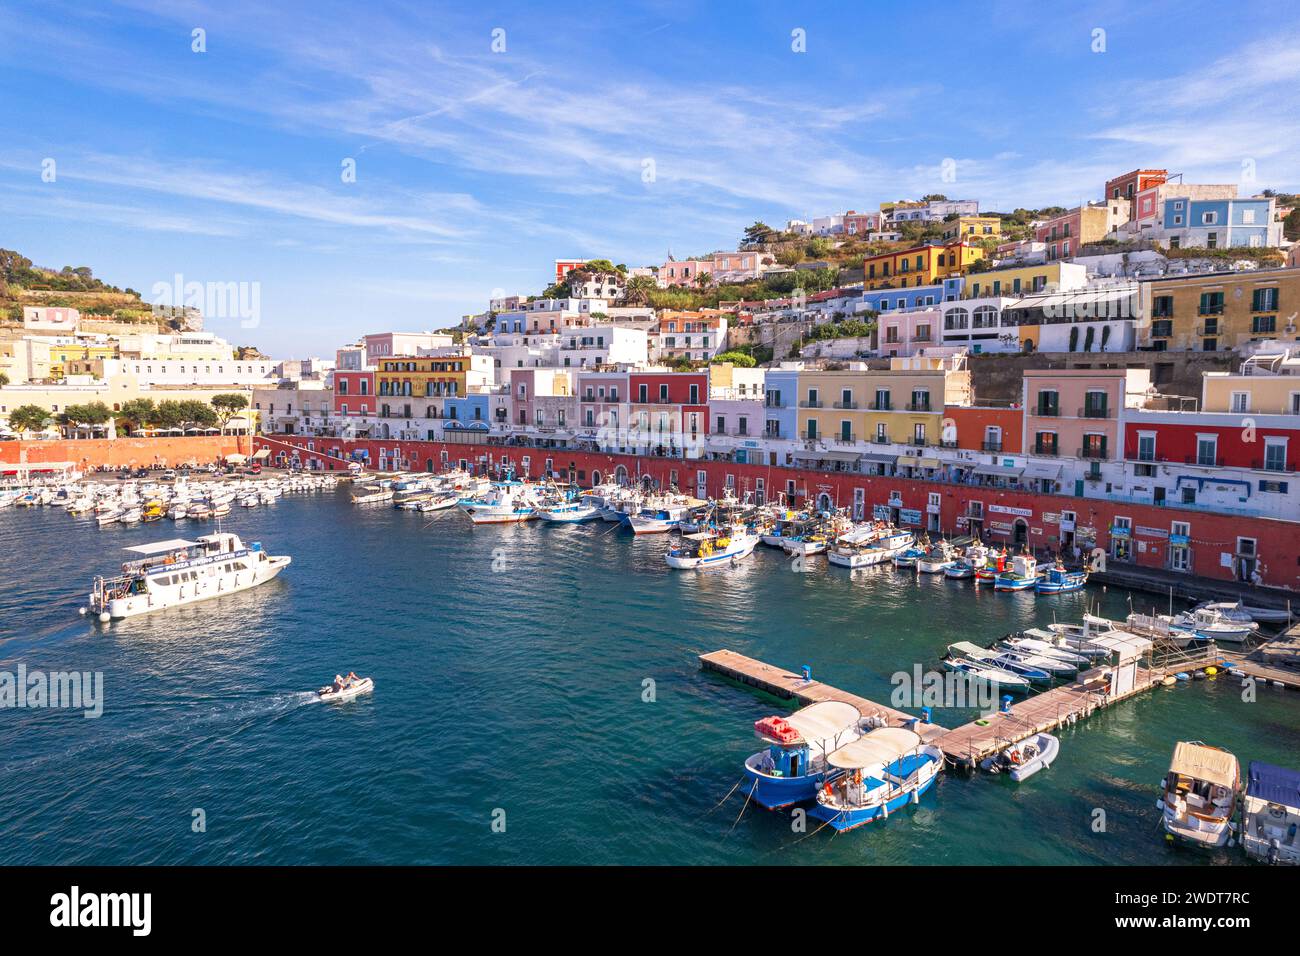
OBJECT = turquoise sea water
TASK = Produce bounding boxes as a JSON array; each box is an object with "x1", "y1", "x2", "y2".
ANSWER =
[{"x1": 1, "y1": 489, "x2": 1296, "y2": 865}]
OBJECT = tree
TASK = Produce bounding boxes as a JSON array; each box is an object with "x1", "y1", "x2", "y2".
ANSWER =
[
  {"x1": 0, "y1": 372, "x2": 8, "y2": 387},
  {"x1": 1284, "y1": 207, "x2": 1300, "y2": 242},
  {"x1": 211, "y1": 393, "x2": 249, "y2": 430},
  {"x1": 59, "y1": 401, "x2": 112, "y2": 435},
  {"x1": 694, "y1": 271, "x2": 713, "y2": 290},
  {"x1": 7, "y1": 404, "x2": 53, "y2": 435},
  {"x1": 743, "y1": 221, "x2": 776, "y2": 246},
  {"x1": 117, "y1": 398, "x2": 157, "y2": 433},
  {"x1": 624, "y1": 274, "x2": 658, "y2": 306},
  {"x1": 711, "y1": 351, "x2": 756, "y2": 367},
  {"x1": 155, "y1": 399, "x2": 218, "y2": 432}
]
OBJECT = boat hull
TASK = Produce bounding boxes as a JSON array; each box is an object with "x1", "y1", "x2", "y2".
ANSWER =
[
  {"x1": 743, "y1": 753, "x2": 837, "y2": 809},
  {"x1": 810, "y1": 761, "x2": 940, "y2": 831},
  {"x1": 103, "y1": 556, "x2": 291, "y2": 619}
]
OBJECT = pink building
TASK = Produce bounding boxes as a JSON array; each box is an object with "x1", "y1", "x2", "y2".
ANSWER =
[
  {"x1": 843, "y1": 210, "x2": 880, "y2": 235},
  {"x1": 876, "y1": 307, "x2": 941, "y2": 357},
  {"x1": 1021, "y1": 368, "x2": 1150, "y2": 461},
  {"x1": 658, "y1": 259, "x2": 710, "y2": 287}
]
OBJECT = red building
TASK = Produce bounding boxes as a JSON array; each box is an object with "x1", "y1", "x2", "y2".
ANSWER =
[
  {"x1": 1105, "y1": 168, "x2": 1167, "y2": 202},
  {"x1": 944, "y1": 405, "x2": 1023, "y2": 454},
  {"x1": 625, "y1": 371, "x2": 709, "y2": 456},
  {"x1": 1123, "y1": 409, "x2": 1299, "y2": 471},
  {"x1": 333, "y1": 370, "x2": 375, "y2": 417}
]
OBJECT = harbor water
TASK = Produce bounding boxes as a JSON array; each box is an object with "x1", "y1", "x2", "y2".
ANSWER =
[{"x1": 2, "y1": 489, "x2": 1296, "y2": 865}]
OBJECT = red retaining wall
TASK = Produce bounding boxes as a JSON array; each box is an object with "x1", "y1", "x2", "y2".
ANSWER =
[
  {"x1": 258, "y1": 433, "x2": 1300, "y2": 592},
  {"x1": 1, "y1": 436, "x2": 250, "y2": 469}
]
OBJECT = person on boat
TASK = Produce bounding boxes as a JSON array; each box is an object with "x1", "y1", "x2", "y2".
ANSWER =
[
  {"x1": 332, "y1": 675, "x2": 345, "y2": 692},
  {"x1": 346, "y1": 671, "x2": 359, "y2": 685}
]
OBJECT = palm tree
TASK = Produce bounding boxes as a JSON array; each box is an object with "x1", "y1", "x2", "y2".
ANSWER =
[{"x1": 694, "y1": 271, "x2": 713, "y2": 290}]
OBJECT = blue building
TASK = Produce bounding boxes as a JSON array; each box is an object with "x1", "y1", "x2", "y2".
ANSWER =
[
  {"x1": 861, "y1": 277, "x2": 963, "y2": 314},
  {"x1": 762, "y1": 369, "x2": 800, "y2": 441},
  {"x1": 1161, "y1": 197, "x2": 1280, "y2": 249}
]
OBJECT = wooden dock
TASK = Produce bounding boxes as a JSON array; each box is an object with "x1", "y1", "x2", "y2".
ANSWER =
[
  {"x1": 698, "y1": 649, "x2": 948, "y2": 741},
  {"x1": 700, "y1": 645, "x2": 1222, "y2": 768}
]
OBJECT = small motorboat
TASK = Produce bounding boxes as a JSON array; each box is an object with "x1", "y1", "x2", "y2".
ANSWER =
[
  {"x1": 318, "y1": 675, "x2": 374, "y2": 703},
  {"x1": 980, "y1": 733, "x2": 1059, "y2": 782}
]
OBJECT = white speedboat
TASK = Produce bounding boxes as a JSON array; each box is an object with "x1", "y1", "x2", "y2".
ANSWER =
[
  {"x1": 980, "y1": 733, "x2": 1059, "y2": 782},
  {"x1": 1161, "y1": 607, "x2": 1256, "y2": 644},
  {"x1": 536, "y1": 500, "x2": 601, "y2": 523},
  {"x1": 318, "y1": 675, "x2": 374, "y2": 703},
  {"x1": 828, "y1": 530, "x2": 913, "y2": 568},
  {"x1": 88, "y1": 533, "x2": 292, "y2": 620},
  {"x1": 459, "y1": 483, "x2": 537, "y2": 524},
  {"x1": 417, "y1": 492, "x2": 459, "y2": 513},
  {"x1": 1160, "y1": 741, "x2": 1241, "y2": 849}
]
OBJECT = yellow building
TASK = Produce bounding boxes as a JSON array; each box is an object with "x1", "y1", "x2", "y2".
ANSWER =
[
  {"x1": 964, "y1": 261, "x2": 1088, "y2": 299},
  {"x1": 376, "y1": 356, "x2": 468, "y2": 405},
  {"x1": 796, "y1": 359, "x2": 971, "y2": 447},
  {"x1": 862, "y1": 241, "x2": 984, "y2": 291},
  {"x1": 1139, "y1": 268, "x2": 1299, "y2": 352},
  {"x1": 49, "y1": 343, "x2": 119, "y2": 379},
  {"x1": 1201, "y1": 351, "x2": 1300, "y2": 414},
  {"x1": 942, "y1": 216, "x2": 1001, "y2": 242}
]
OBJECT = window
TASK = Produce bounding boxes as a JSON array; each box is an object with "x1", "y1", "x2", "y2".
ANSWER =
[
  {"x1": 1252, "y1": 288, "x2": 1279, "y2": 312},
  {"x1": 1264, "y1": 439, "x2": 1286, "y2": 472},
  {"x1": 1137, "y1": 433, "x2": 1156, "y2": 462},
  {"x1": 1036, "y1": 389, "x2": 1059, "y2": 416},
  {"x1": 806, "y1": 420, "x2": 818, "y2": 439},
  {"x1": 659, "y1": 384, "x2": 669, "y2": 402},
  {"x1": 1196, "y1": 435, "x2": 1218, "y2": 467},
  {"x1": 638, "y1": 384, "x2": 648, "y2": 403},
  {"x1": 1034, "y1": 432, "x2": 1058, "y2": 455},
  {"x1": 1230, "y1": 392, "x2": 1250, "y2": 413},
  {"x1": 1152, "y1": 295, "x2": 1173, "y2": 318},
  {"x1": 1198, "y1": 291, "x2": 1224, "y2": 315},
  {"x1": 1252, "y1": 315, "x2": 1276, "y2": 334},
  {"x1": 1202, "y1": 211, "x2": 1218, "y2": 225},
  {"x1": 689, "y1": 384, "x2": 699, "y2": 404},
  {"x1": 912, "y1": 423, "x2": 926, "y2": 444}
]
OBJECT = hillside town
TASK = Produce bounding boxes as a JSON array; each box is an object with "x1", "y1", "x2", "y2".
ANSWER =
[{"x1": 4, "y1": 167, "x2": 1300, "y2": 595}]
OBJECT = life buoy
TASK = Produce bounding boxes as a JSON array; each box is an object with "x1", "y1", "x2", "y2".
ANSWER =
[{"x1": 1009, "y1": 750, "x2": 1021, "y2": 764}]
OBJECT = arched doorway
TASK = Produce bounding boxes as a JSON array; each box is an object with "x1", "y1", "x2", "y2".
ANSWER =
[
  {"x1": 816, "y1": 492, "x2": 833, "y2": 512},
  {"x1": 614, "y1": 465, "x2": 628, "y2": 484},
  {"x1": 591, "y1": 469, "x2": 602, "y2": 487},
  {"x1": 425, "y1": 457, "x2": 434, "y2": 472},
  {"x1": 1013, "y1": 518, "x2": 1029, "y2": 548}
]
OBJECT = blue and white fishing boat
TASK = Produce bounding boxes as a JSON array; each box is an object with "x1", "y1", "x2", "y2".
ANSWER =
[
  {"x1": 916, "y1": 539, "x2": 956, "y2": 574},
  {"x1": 1036, "y1": 562, "x2": 1088, "y2": 593},
  {"x1": 759, "y1": 511, "x2": 812, "y2": 549},
  {"x1": 458, "y1": 482, "x2": 537, "y2": 524},
  {"x1": 892, "y1": 543, "x2": 926, "y2": 568},
  {"x1": 828, "y1": 529, "x2": 913, "y2": 569},
  {"x1": 994, "y1": 553, "x2": 1039, "y2": 591},
  {"x1": 742, "y1": 701, "x2": 867, "y2": 809},
  {"x1": 536, "y1": 499, "x2": 601, "y2": 523},
  {"x1": 627, "y1": 497, "x2": 693, "y2": 535},
  {"x1": 810, "y1": 727, "x2": 943, "y2": 831}
]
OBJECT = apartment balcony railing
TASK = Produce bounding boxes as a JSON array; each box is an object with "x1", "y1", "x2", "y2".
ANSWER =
[
  {"x1": 1079, "y1": 406, "x2": 1111, "y2": 419},
  {"x1": 799, "y1": 400, "x2": 824, "y2": 409},
  {"x1": 1034, "y1": 406, "x2": 1060, "y2": 417},
  {"x1": 1034, "y1": 445, "x2": 1060, "y2": 457},
  {"x1": 940, "y1": 439, "x2": 959, "y2": 449},
  {"x1": 1078, "y1": 446, "x2": 1109, "y2": 460},
  {"x1": 833, "y1": 401, "x2": 859, "y2": 409},
  {"x1": 906, "y1": 403, "x2": 932, "y2": 412},
  {"x1": 1198, "y1": 305, "x2": 1225, "y2": 316},
  {"x1": 834, "y1": 433, "x2": 857, "y2": 444},
  {"x1": 1196, "y1": 324, "x2": 1220, "y2": 336},
  {"x1": 1186, "y1": 455, "x2": 1225, "y2": 467},
  {"x1": 982, "y1": 440, "x2": 1002, "y2": 452},
  {"x1": 870, "y1": 402, "x2": 893, "y2": 411},
  {"x1": 871, "y1": 435, "x2": 891, "y2": 445}
]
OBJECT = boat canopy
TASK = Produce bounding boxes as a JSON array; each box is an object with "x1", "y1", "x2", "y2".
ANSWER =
[
  {"x1": 778, "y1": 701, "x2": 862, "y2": 749},
  {"x1": 827, "y1": 728, "x2": 922, "y2": 770},
  {"x1": 122, "y1": 539, "x2": 201, "y2": 555},
  {"x1": 1246, "y1": 760, "x2": 1300, "y2": 807},
  {"x1": 1170, "y1": 742, "x2": 1239, "y2": 789}
]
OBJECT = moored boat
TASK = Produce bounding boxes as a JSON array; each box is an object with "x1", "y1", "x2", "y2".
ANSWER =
[
  {"x1": 810, "y1": 727, "x2": 943, "y2": 831},
  {"x1": 1160, "y1": 741, "x2": 1241, "y2": 849},
  {"x1": 1242, "y1": 761, "x2": 1300, "y2": 865},
  {"x1": 994, "y1": 553, "x2": 1038, "y2": 591},
  {"x1": 665, "y1": 526, "x2": 759, "y2": 569},
  {"x1": 979, "y1": 733, "x2": 1059, "y2": 782},
  {"x1": 1035, "y1": 561, "x2": 1087, "y2": 593},
  {"x1": 742, "y1": 701, "x2": 868, "y2": 809}
]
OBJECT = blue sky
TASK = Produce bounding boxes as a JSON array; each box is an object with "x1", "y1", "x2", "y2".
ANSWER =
[{"x1": 2, "y1": 0, "x2": 1298, "y2": 356}]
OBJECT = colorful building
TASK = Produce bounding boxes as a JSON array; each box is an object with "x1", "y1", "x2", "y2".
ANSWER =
[
  {"x1": 1138, "y1": 268, "x2": 1299, "y2": 352},
  {"x1": 963, "y1": 261, "x2": 1088, "y2": 299},
  {"x1": 862, "y1": 241, "x2": 984, "y2": 291},
  {"x1": 1022, "y1": 368, "x2": 1151, "y2": 467},
  {"x1": 1105, "y1": 168, "x2": 1167, "y2": 202},
  {"x1": 1034, "y1": 200, "x2": 1130, "y2": 260},
  {"x1": 941, "y1": 215, "x2": 1001, "y2": 242}
]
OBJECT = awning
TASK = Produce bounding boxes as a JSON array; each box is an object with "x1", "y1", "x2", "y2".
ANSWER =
[
  {"x1": 1247, "y1": 761, "x2": 1300, "y2": 807},
  {"x1": 1170, "y1": 742, "x2": 1239, "y2": 789},
  {"x1": 123, "y1": 539, "x2": 200, "y2": 555},
  {"x1": 897, "y1": 455, "x2": 940, "y2": 469},
  {"x1": 860, "y1": 453, "x2": 898, "y2": 465},
  {"x1": 827, "y1": 728, "x2": 922, "y2": 770},
  {"x1": 973, "y1": 464, "x2": 1024, "y2": 479},
  {"x1": 773, "y1": 701, "x2": 863, "y2": 754},
  {"x1": 252, "y1": 448, "x2": 271, "y2": 460},
  {"x1": 225, "y1": 453, "x2": 247, "y2": 463},
  {"x1": 1024, "y1": 461, "x2": 1062, "y2": 480},
  {"x1": 793, "y1": 449, "x2": 861, "y2": 463}
]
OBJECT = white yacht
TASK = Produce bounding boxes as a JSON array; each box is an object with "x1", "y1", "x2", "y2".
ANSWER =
[{"x1": 88, "y1": 533, "x2": 292, "y2": 620}]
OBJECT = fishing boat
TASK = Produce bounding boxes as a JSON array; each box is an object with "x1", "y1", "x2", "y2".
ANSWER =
[
  {"x1": 1199, "y1": 600, "x2": 1290, "y2": 626},
  {"x1": 318, "y1": 674, "x2": 374, "y2": 703},
  {"x1": 665, "y1": 526, "x2": 759, "y2": 569},
  {"x1": 1242, "y1": 761, "x2": 1300, "y2": 865},
  {"x1": 459, "y1": 483, "x2": 537, "y2": 524},
  {"x1": 141, "y1": 500, "x2": 165, "y2": 522},
  {"x1": 944, "y1": 541, "x2": 989, "y2": 579},
  {"x1": 416, "y1": 492, "x2": 460, "y2": 513},
  {"x1": 627, "y1": 497, "x2": 693, "y2": 535},
  {"x1": 351, "y1": 484, "x2": 394, "y2": 505},
  {"x1": 1160, "y1": 741, "x2": 1241, "y2": 849},
  {"x1": 828, "y1": 530, "x2": 913, "y2": 569},
  {"x1": 189, "y1": 503, "x2": 213, "y2": 520},
  {"x1": 941, "y1": 656, "x2": 1032, "y2": 694},
  {"x1": 1160, "y1": 606, "x2": 1256, "y2": 644},
  {"x1": 536, "y1": 499, "x2": 601, "y2": 523},
  {"x1": 999, "y1": 635, "x2": 1091, "y2": 666},
  {"x1": 1035, "y1": 561, "x2": 1087, "y2": 593},
  {"x1": 892, "y1": 543, "x2": 926, "y2": 568},
  {"x1": 760, "y1": 512, "x2": 811, "y2": 549},
  {"x1": 166, "y1": 503, "x2": 188, "y2": 521},
  {"x1": 994, "y1": 553, "x2": 1038, "y2": 591},
  {"x1": 916, "y1": 539, "x2": 955, "y2": 574},
  {"x1": 809, "y1": 727, "x2": 943, "y2": 832},
  {"x1": 88, "y1": 533, "x2": 292, "y2": 620},
  {"x1": 742, "y1": 701, "x2": 868, "y2": 809},
  {"x1": 979, "y1": 733, "x2": 1059, "y2": 782}
]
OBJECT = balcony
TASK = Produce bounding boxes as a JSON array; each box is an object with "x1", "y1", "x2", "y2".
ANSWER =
[
  {"x1": 833, "y1": 401, "x2": 859, "y2": 409},
  {"x1": 906, "y1": 403, "x2": 932, "y2": 412},
  {"x1": 870, "y1": 402, "x2": 893, "y2": 411},
  {"x1": 1078, "y1": 446, "x2": 1109, "y2": 460},
  {"x1": 1196, "y1": 323, "x2": 1220, "y2": 336},
  {"x1": 834, "y1": 433, "x2": 857, "y2": 445},
  {"x1": 1034, "y1": 445, "x2": 1060, "y2": 457},
  {"x1": 871, "y1": 435, "x2": 891, "y2": 445},
  {"x1": 940, "y1": 439, "x2": 959, "y2": 449},
  {"x1": 799, "y1": 400, "x2": 824, "y2": 409},
  {"x1": 1034, "y1": 406, "x2": 1060, "y2": 417},
  {"x1": 982, "y1": 440, "x2": 1002, "y2": 452},
  {"x1": 1078, "y1": 405, "x2": 1111, "y2": 419},
  {"x1": 1186, "y1": 455, "x2": 1225, "y2": 467}
]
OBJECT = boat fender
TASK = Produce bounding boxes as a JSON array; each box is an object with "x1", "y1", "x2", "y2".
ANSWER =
[{"x1": 911, "y1": 789, "x2": 920, "y2": 805}]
